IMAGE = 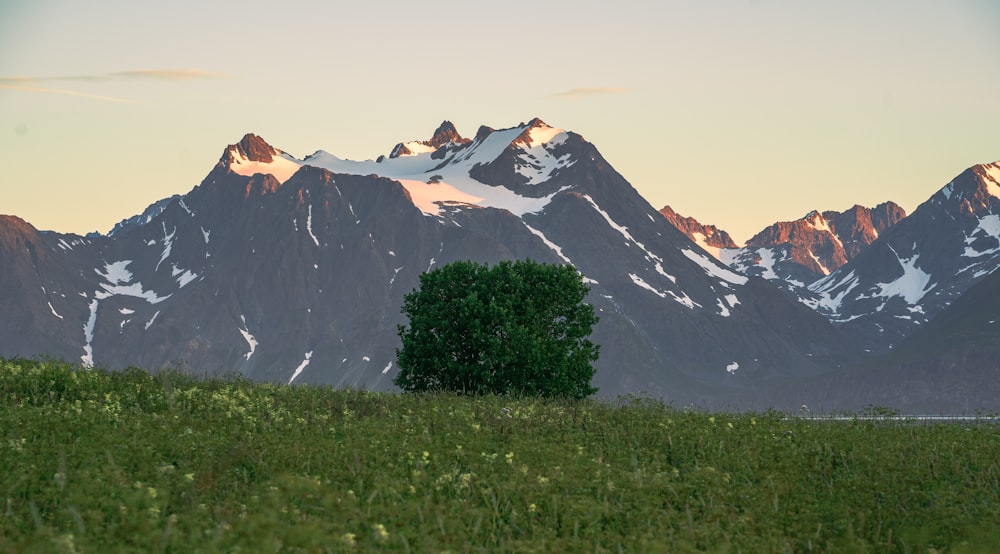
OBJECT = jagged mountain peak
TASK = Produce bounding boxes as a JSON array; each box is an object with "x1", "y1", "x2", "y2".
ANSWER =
[
  {"x1": 512, "y1": 117, "x2": 564, "y2": 147},
  {"x1": 428, "y1": 120, "x2": 466, "y2": 148},
  {"x1": 726, "y1": 202, "x2": 907, "y2": 296},
  {"x1": 389, "y1": 120, "x2": 471, "y2": 159},
  {"x1": 220, "y1": 133, "x2": 302, "y2": 184},
  {"x1": 658, "y1": 205, "x2": 739, "y2": 257},
  {"x1": 931, "y1": 160, "x2": 1000, "y2": 215},
  {"x1": 234, "y1": 133, "x2": 276, "y2": 163}
]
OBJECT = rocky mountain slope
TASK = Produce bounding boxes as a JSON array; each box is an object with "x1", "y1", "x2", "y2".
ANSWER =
[
  {"x1": 747, "y1": 266, "x2": 1000, "y2": 413},
  {"x1": 658, "y1": 205, "x2": 738, "y2": 258}
]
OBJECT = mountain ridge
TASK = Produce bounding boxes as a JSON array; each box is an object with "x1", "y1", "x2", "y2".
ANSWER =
[
  {"x1": 2, "y1": 121, "x2": 997, "y2": 411},
  {"x1": 0, "y1": 119, "x2": 867, "y2": 404}
]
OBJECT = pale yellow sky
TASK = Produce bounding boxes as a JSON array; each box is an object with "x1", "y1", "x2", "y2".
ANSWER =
[{"x1": 2, "y1": 0, "x2": 999, "y2": 243}]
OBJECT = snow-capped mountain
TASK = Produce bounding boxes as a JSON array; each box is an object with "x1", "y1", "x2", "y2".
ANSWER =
[
  {"x1": 807, "y1": 161, "x2": 1000, "y2": 350},
  {"x1": 721, "y1": 203, "x2": 906, "y2": 294},
  {"x1": 0, "y1": 119, "x2": 862, "y2": 404}
]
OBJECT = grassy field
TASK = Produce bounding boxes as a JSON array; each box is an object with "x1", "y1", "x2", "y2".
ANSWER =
[{"x1": 2, "y1": 358, "x2": 999, "y2": 553}]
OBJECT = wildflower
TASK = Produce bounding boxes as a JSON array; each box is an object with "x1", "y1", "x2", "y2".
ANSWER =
[
  {"x1": 409, "y1": 485, "x2": 416, "y2": 494},
  {"x1": 709, "y1": 416, "x2": 716, "y2": 424},
  {"x1": 184, "y1": 473, "x2": 195, "y2": 482},
  {"x1": 529, "y1": 503, "x2": 538, "y2": 513},
  {"x1": 505, "y1": 452, "x2": 514, "y2": 464},
  {"x1": 373, "y1": 523, "x2": 389, "y2": 542},
  {"x1": 422, "y1": 451, "x2": 430, "y2": 463},
  {"x1": 727, "y1": 422, "x2": 734, "y2": 429},
  {"x1": 341, "y1": 532, "x2": 356, "y2": 547},
  {"x1": 751, "y1": 417, "x2": 757, "y2": 426},
  {"x1": 537, "y1": 476, "x2": 549, "y2": 485},
  {"x1": 147, "y1": 486, "x2": 158, "y2": 499},
  {"x1": 576, "y1": 445, "x2": 584, "y2": 455}
]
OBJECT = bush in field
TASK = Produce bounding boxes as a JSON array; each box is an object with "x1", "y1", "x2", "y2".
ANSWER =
[{"x1": 394, "y1": 260, "x2": 599, "y2": 398}]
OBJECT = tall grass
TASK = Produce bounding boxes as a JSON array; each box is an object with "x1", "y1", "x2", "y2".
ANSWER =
[{"x1": 1, "y1": 357, "x2": 998, "y2": 552}]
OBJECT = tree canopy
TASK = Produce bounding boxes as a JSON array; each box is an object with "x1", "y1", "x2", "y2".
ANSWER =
[{"x1": 394, "y1": 260, "x2": 599, "y2": 398}]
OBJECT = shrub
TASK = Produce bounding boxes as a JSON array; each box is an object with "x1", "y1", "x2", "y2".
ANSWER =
[{"x1": 394, "y1": 260, "x2": 599, "y2": 398}]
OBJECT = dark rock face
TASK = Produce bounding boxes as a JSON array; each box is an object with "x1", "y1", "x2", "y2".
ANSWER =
[
  {"x1": 723, "y1": 203, "x2": 907, "y2": 300},
  {"x1": 745, "y1": 211, "x2": 849, "y2": 275},
  {"x1": 658, "y1": 205, "x2": 738, "y2": 250},
  {"x1": 742, "y1": 203, "x2": 906, "y2": 277},
  {"x1": 825, "y1": 202, "x2": 906, "y2": 260},
  {"x1": 0, "y1": 216, "x2": 110, "y2": 364},
  {"x1": 234, "y1": 133, "x2": 276, "y2": 163},
  {"x1": 427, "y1": 120, "x2": 467, "y2": 149}
]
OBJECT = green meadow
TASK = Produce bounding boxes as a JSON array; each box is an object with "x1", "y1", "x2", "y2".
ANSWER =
[{"x1": 2, "y1": 357, "x2": 999, "y2": 553}]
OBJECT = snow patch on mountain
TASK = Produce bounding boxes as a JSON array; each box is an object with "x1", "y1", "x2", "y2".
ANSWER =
[
  {"x1": 278, "y1": 122, "x2": 573, "y2": 217},
  {"x1": 808, "y1": 251, "x2": 831, "y2": 276},
  {"x1": 681, "y1": 249, "x2": 748, "y2": 286},
  {"x1": 288, "y1": 351, "x2": 313, "y2": 384},
  {"x1": 95, "y1": 260, "x2": 171, "y2": 304},
  {"x1": 82, "y1": 299, "x2": 98, "y2": 367},
  {"x1": 629, "y1": 273, "x2": 699, "y2": 309},
  {"x1": 692, "y1": 232, "x2": 721, "y2": 259},
  {"x1": 228, "y1": 148, "x2": 302, "y2": 184},
  {"x1": 964, "y1": 214, "x2": 1000, "y2": 257},
  {"x1": 239, "y1": 315, "x2": 258, "y2": 360},
  {"x1": 97, "y1": 260, "x2": 134, "y2": 285},
  {"x1": 306, "y1": 204, "x2": 320, "y2": 246},
  {"x1": 156, "y1": 223, "x2": 176, "y2": 271},
  {"x1": 513, "y1": 127, "x2": 575, "y2": 185},
  {"x1": 523, "y1": 222, "x2": 572, "y2": 264},
  {"x1": 171, "y1": 264, "x2": 198, "y2": 287},
  {"x1": 873, "y1": 246, "x2": 935, "y2": 305},
  {"x1": 396, "y1": 179, "x2": 482, "y2": 216}
]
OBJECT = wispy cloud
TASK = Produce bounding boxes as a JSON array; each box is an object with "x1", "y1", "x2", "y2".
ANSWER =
[
  {"x1": 552, "y1": 87, "x2": 631, "y2": 99},
  {"x1": 0, "y1": 68, "x2": 229, "y2": 104},
  {"x1": 0, "y1": 68, "x2": 231, "y2": 84},
  {"x1": 0, "y1": 83, "x2": 135, "y2": 103},
  {"x1": 110, "y1": 69, "x2": 231, "y2": 81}
]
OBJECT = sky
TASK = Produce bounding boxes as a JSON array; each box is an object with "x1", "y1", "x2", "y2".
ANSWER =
[{"x1": 2, "y1": 0, "x2": 999, "y2": 244}]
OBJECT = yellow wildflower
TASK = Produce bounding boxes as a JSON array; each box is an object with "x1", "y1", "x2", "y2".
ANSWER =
[{"x1": 373, "y1": 523, "x2": 389, "y2": 541}]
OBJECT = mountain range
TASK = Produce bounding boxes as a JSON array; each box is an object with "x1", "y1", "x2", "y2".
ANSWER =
[{"x1": 1, "y1": 119, "x2": 997, "y2": 411}]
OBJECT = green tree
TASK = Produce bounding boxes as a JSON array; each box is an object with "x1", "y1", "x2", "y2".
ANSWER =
[{"x1": 394, "y1": 260, "x2": 599, "y2": 398}]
